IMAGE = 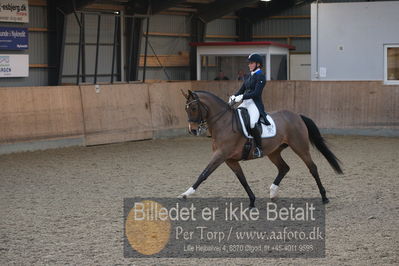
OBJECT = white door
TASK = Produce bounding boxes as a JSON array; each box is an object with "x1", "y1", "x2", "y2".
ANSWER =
[{"x1": 290, "y1": 54, "x2": 311, "y2": 80}]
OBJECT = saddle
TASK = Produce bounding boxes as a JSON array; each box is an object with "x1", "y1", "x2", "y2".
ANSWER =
[
  {"x1": 235, "y1": 108, "x2": 277, "y2": 160},
  {"x1": 237, "y1": 108, "x2": 272, "y2": 137},
  {"x1": 236, "y1": 107, "x2": 276, "y2": 138}
]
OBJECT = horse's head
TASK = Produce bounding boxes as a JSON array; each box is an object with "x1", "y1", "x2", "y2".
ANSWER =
[{"x1": 181, "y1": 89, "x2": 209, "y2": 136}]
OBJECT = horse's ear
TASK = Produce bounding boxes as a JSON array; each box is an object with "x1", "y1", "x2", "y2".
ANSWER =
[
  {"x1": 188, "y1": 89, "x2": 193, "y2": 96},
  {"x1": 181, "y1": 89, "x2": 189, "y2": 99}
]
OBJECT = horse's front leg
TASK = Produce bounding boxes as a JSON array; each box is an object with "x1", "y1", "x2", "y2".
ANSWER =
[
  {"x1": 225, "y1": 159, "x2": 256, "y2": 208},
  {"x1": 179, "y1": 151, "x2": 225, "y2": 198}
]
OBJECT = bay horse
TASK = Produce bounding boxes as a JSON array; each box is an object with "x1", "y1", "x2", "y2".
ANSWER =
[{"x1": 179, "y1": 90, "x2": 343, "y2": 207}]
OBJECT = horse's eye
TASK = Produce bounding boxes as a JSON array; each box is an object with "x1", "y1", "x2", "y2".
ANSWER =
[{"x1": 192, "y1": 107, "x2": 197, "y2": 112}]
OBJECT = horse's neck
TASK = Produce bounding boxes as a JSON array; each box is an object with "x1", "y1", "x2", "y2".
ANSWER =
[
  {"x1": 203, "y1": 97, "x2": 233, "y2": 132},
  {"x1": 208, "y1": 102, "x2": 227, "y2": 118}
]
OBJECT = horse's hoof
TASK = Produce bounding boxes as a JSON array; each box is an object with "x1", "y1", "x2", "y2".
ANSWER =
[
  {"x1": 179, "y1": 187, "x2": 195, "y2": 199},
  {"x1": 177, "y1": 194, "x2": 187, "y2": 200},
  {"x1": 270, "y1": 184, "x2": 279, "y2": 199},
  {"x1": 322, "y1": 198, "x2": 330, "y2": 204}
]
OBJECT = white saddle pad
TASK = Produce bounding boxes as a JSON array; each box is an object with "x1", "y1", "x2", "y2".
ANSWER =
[{"x1": 237, "y1": 109, "x2": 276, "y2": 138}]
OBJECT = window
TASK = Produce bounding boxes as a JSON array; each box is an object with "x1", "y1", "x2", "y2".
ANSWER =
[
  {"x1": 200, "y1": 55, "x2": 266, "y2": 81},
  {"x1": 384, "y1": 44, "x2": 399, "y2": 84}
]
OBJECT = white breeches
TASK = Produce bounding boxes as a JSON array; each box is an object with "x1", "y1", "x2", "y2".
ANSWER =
[{"x1": 238, "y1": 99, "x2": 259, "y2": 128}]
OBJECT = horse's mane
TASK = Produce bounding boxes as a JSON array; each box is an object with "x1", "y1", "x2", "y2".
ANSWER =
[{"x1": 194, "y1": 90, "x2": 229, "y2": 107}]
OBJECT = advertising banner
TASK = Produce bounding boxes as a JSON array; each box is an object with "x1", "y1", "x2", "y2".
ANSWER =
[
  {"x1": 0, "y1": 54, "x2": 29, "y2": 77},
  {"x1": 0, "y1": 0, "x2": 29, "y2": 23},
  {"x1": 0, "y1": 27, "x2": 28, "y2": 50}
]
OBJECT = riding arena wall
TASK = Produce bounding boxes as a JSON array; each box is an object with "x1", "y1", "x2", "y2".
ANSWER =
[{"x1": 0, "y1": 81, "x2": 398, "y2": 154}]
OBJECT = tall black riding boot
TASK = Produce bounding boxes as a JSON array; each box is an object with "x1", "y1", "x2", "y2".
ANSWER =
[
  {"x1": 250, "y1": 127, "x2": 263, "y2": 158},
  {"x1": 261, "y1": 115, "x2": 271, "y2": 126}
]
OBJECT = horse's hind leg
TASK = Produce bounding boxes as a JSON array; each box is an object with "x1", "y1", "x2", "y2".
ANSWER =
[
  {"x1": 268, "y1": 144, "x2": 290, "y2": 199},
  {"x1": 290, "y1": 143, "x2": 329, "y2": 204},
  {"x1": 306, "y1": 156, "x2": 329, "y2": 203},
  {"x1": 225, "y1": 159, "x2": 256, "y2": 208}
]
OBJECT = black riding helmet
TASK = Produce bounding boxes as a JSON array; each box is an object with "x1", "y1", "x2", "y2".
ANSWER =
[{"x1": 248, "y1": 53, "x2": 263, "y2": 67}]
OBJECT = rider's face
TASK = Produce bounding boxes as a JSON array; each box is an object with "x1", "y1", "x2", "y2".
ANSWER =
[{"x1": 248, "y1": 61, "x2": 257, "y2": 72}]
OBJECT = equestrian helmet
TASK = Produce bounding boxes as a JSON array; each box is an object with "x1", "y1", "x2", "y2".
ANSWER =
[{"x1": 248, "y1": 53, "x2": 263, "y2": 67}]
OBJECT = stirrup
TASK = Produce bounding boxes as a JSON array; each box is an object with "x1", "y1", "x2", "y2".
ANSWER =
[{"x1": 254, "y1": 147, "x2": 263, "y2": 158}]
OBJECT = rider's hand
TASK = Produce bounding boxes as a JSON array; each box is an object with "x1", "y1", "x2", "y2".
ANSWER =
[
  {"x1": 235, "y1": 94, "x2": 243, "y2": 102},
  {"x1": 228, "y1": 95, "x2": 236, "y2": 104}
]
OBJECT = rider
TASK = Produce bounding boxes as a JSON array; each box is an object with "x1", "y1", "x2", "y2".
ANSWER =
[{"x1": 229, "y1": 53, "x2": 269, "y2": 158}]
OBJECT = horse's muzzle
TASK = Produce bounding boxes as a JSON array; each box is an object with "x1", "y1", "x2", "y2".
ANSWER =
[
  {"x1": 188, "y1": 123, "x2": 198, "y2": 136},
  {"x1": 188, "y1": 122, "x2": 207, "y2": 136},
  {"x1": 189, "y1": 129, "x2": 198, "y2": 136}
]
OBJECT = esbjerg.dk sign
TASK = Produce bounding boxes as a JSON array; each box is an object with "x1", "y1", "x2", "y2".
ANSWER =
[{"x1": 0, "y1": 0, "x2": 29, "y2": 23}]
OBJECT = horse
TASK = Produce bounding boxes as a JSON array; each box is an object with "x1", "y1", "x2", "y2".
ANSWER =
[{"x1": 179, "y1": 89, "x2": 343, "y2": 207}]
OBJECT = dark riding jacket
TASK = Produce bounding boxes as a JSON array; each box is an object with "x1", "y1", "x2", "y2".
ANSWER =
[{"x1": 234, "y1": 69, "x2": 267, "y2": 120}]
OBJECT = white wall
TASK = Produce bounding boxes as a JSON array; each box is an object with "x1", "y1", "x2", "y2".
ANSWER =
[{"x1": 311, "y1": 1, "x2": 399, "y2": 81}]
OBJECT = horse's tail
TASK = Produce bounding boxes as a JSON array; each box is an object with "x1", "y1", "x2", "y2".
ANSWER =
[{"x1": 300, "y1": 115, "x2": 343, "y2": 174}]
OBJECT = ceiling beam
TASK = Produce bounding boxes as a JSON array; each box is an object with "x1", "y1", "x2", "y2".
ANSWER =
[
  {"x1": 237, "y1": 0, "x2": 314, "y2": 22},
  {"x1": 56, "y1": 0, "x2": 97, "y2": 15},
  {"x1": 186, "y1": 0, "x2": 214, "y2": 3},
  {"x1": 128, "y1": 0, "x2": 187, "y2": 15},
  {"x1": 196, "y1": 0, "x2": 260, "y2": 23}
]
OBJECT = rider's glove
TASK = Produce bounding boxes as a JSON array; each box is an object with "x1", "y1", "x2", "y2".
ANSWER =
[
  {"x1": 235, "y1": 94, "x2": 244, "y2": 102},
  {"x1": 228, "y1": 95, "x2": 236, "y2": 104}
]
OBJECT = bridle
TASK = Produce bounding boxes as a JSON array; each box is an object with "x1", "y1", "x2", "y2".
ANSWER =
[
  {"x1": 185, "y1": 95, "x2": 209, "y2": 135},
  {"x1": 185, "y1": 99, "x2": 207, "y2": 124},
  {"x1": 185, "y1": 93, "x2": 232, "y2": 135}
]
